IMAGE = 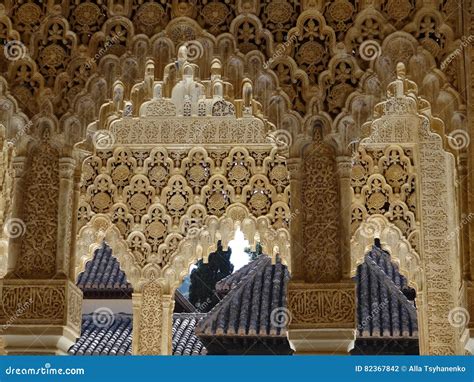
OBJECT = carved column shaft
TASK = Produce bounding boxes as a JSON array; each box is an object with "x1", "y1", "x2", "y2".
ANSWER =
[
  {"x1": 288, "y1": 137, "x2": 355, "y2": 355},
  {"x1": 0, "y1": 137, "x2": 82, "y2": 355},
  {"x1": 287, "y1": 157, "x2": 303, "y2": 280},
  {"x1": 336, "y1": 156, "x2": 352, "y2": 279},
  {"x1": 68, "y1": 169, "x2": 82, "y2": 281},
  {"x1": 132, "y1": 281, "x2": 163, "y2": 355},
  {"x1": 161, "y1": 294, "x2": 174, "y2": 355},
  {"x1": 5, "y1": 157, "x2": 26, "y2": 275},
  {"x1": 56, "y1": 157, "x2": 76, "y2": 277}
]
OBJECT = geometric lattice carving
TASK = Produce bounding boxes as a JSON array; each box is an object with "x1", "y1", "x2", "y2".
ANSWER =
[
  {"x1": 351, "y1": 145, "x2": 419, "y2": 252},
  {"x1": 17, "y1": 138, "x2": 59, "y2": 278},
  {"x1": 302, "y1": 131, "x2": 341, "y2": 282},
  {"x1": 352, "y1": 63, "x2": 463, "y2": 355},
  {"x1": 136, "y1": 281, "x2": 163, "y2": 355}
]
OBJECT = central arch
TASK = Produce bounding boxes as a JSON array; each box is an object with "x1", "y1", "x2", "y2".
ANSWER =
[{"x1": 73, "y1": 47, "x2": 291, "y2": 354}]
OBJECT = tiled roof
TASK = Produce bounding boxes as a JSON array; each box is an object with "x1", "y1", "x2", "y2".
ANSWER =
[
  {"x1": 69, "y1": 313, "x2": 132, "y2": 355},
  {"x1": 172, "y1": 313, "x2": 207, "y2": 355},
  {"x1": 355, "y1": 246, "x2": 418, "y2": 338},
  {"x1": 214, "y1": 257, "x2": 260, "y2": 298},
  {"x1": 196, "y1": 256, "x2": 290, "y2": 338},
  {"x1": 76, "y1": 243, "x2": 133, "y2": 298},
  {"x1": 69, "y1": 313, "x2": 207, "y2": 356},
  {"x1": 198, "y1": 247, "x2": 417, "y2": 341}
]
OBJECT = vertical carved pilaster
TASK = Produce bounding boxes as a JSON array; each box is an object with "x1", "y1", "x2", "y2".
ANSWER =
[
  {"x1": 161, "y1": 294, "x2": 174, "y2": 355},
  {"x1": 301, "y1": 137, "x2": 341, "y2": 283},
  {"x1": 0, "y1": 133, "x2": 82, "y2": 354},
  {"x1": 133, "y1": 281, "x2": 163, "y2": 355},
  {"x1": 287, "y1": 157, "x2": 303, "y2": 280},
  {"x1": 351, "y1": 63, "x2": 464, "y2": 354},
  {"x1": 16, "y1": 141, "x2": 59, "y2": 279},
  {"x1": 288, "y1": 131, "x2": 355, "y2": 354},
  {"x1": 336, "y1": 156, "x2": 352, "y2": 279},
  {"x1": 5, "y1": 157, "x2": 26, "y2": 275},
  {"x1": 56, "y1": 157, "x2": 76, "y2": 277},
  {"x1": 68, "y1": 168, "x2": 82, "y2": 280}
]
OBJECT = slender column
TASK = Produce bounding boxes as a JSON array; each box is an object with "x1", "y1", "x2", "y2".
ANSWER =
[
  {"x1": 131, "y1": 292, "x2": 143, "y2": 355},
  {"x1": 68, "y1": 168, "x2": 82, "y2": 280},
  {"x1": 286, "y1": 157, "x2": 303, "y2": 280},
  {"x1": 336, "y1": 156, "x2": 352, "y2": 279},
  {"x1": 5, "y1": 156, "x2": 26, "y2": 276},
  {"x1": 56, "y1": 157, "x2": 76, "y2": 277},
  {"x1": 132, "y1": 281, "x2": 163, "y2": 355},
  {"x1": 161, "y1": 294, "x2": 174, "y2": 355}
]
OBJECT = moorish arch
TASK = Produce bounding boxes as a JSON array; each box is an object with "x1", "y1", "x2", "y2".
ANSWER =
[
  {"x1": 0, "y1": 1, "x2": 470, "y2": 356},
  {"x1": 350, "y1": 63, "x2": 466, "y2": 355},
  {"x1": 74, "y1": 46, "x2": 291, "y2": 354}
]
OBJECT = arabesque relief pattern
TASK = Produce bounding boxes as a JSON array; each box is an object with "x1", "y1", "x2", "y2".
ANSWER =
[
  {"x1": 0, "y1": 0, "x2": 470, "y2": 355},
  {"x1": 351, "y1": 145, "x2": 419, "y2": 252},
  {"x1": 76, "y1": 49, "x2": 291, "y2": 354},
  {"x1": 351, "y1": 63, "x2": 464, "y2": 355}
]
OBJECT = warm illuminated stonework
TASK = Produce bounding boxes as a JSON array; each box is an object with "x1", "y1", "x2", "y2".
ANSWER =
[{"x1": 0, "y1": 1, "x2": 472, "y2": 356}]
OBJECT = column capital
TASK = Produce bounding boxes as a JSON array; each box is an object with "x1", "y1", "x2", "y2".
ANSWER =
[
  {"x1": 336, "y1": 155, "x2": 352, "y2": 178},
  {"x1": 11, "y1": 156, "x2": 27, "y2": 178},
  {"x1": 286, "y1": 157, "x2": 302, "y2": 178},
  {"x1": 58, "y1": 157, "x2": 77, "y2": 179}
]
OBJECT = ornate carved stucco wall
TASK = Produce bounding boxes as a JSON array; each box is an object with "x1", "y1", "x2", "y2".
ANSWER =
[
  {"x1": 351, "y1": 63, "x2": 465, "y2": 355},
  {"x1": 0, "y1": 0, "x2": 471, "y2": 355},
  {"x1": 74, "y1": 50, "x2": 291, "y2": 354}
]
